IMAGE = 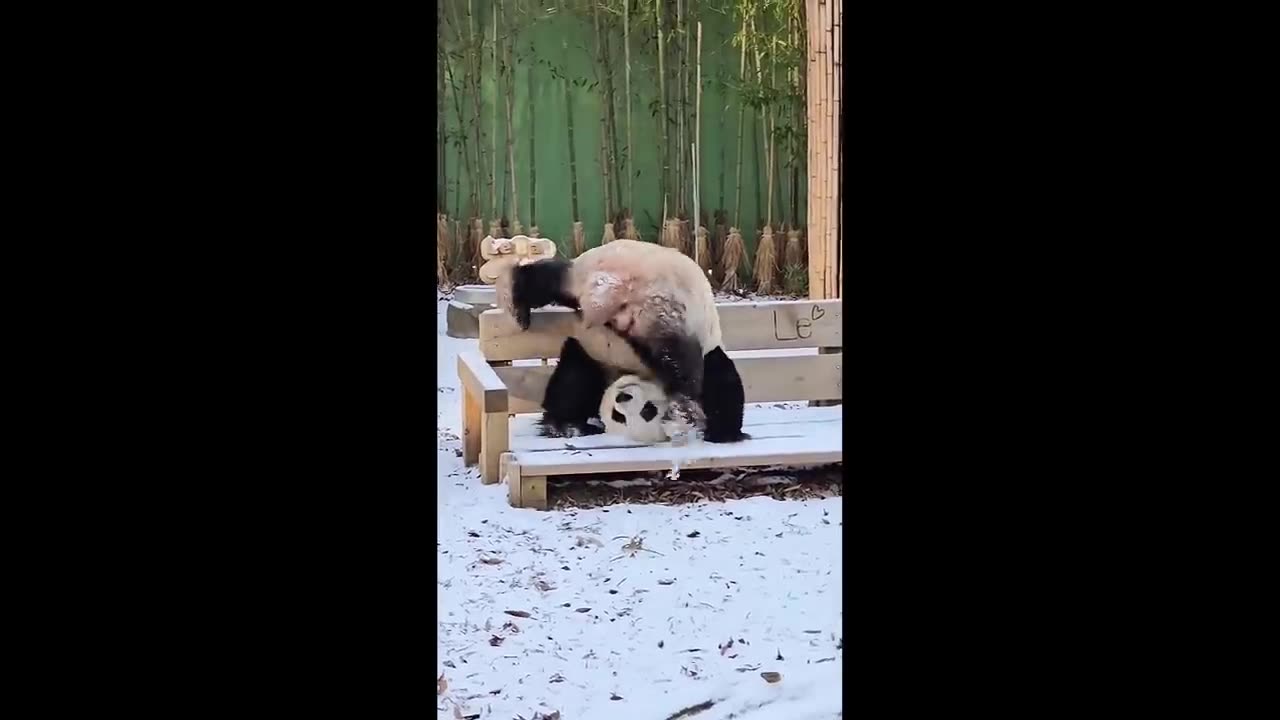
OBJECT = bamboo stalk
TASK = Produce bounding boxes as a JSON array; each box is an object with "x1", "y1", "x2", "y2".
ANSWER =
[
  {"x1": 465, "y1": 0, "x2": 486, "y2": 224},
  {"x1": 528, "y1": 61, "x2": 536, "y2": 227},
  {"x1": 767, "y1": 43, "x2": 777, "y2": 227},
  {"x1": 440, "y1": 20, "x2": 472, "y2": 221},
  {"x1": 656, "y1": 0, "x2": 669, "y2": 218},
  {"x1": 695, "y1": 22, "x2": 702, "y2": 229},
  {"x1": 624, "y1": 0, "x2": 633, "y2": 211},
  {"x1": 561, "y1": 2, "x2": 580, "y2": 225},
  {"x1": 491, "y1": 2, "x2": 499, "y2": 220},
  {"x1": 438, "y1": 37, "x2": 446, "y2": 212},
  {"x1": 592, "y1": 4, "x2": 614, "y2": 220},
  {"x1": 676, "y1": 0, "x2": 685, "y2": 215},
  {"x1": 598, "y1": 4, "x2": 623, "y2": 210},
  {"x1": 827, "y1": 0, "x2": 837, "y2": 299},
  {"x1": 805, "y1": 0, "x2": 821, "y2": 298},
  {"x1": 732, "y1": 3, "x2": 748, "y2": 226},
  {"x1": 751, "y1": 16, "x2": 768, "y2": 228},
  {"x1": 502, "y1": 0, "x2": 520, "y2": 231}
]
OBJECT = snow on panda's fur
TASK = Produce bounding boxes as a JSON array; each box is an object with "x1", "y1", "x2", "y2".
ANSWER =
[
  {"x1": 496, "y1": 240, "x2": 748, "y2": 443},
  {"x1": 600, "y1": 375, "x2": 670, "y2": 443}
]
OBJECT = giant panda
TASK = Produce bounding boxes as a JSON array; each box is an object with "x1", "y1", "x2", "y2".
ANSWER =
[{"x1": 494, "y1": 239, "x2": 749, "y2": 443}]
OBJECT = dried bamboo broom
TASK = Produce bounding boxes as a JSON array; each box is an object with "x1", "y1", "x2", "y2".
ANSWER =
[
  {"x1": 437, "y1": 213, "x2": 451, "y2": 287},
  {"x1": 470, "y1": 217, "x2": 484, "y2": 277},
  {"x1": 678, "y1": 217, "x2": 693, "y2": 257},
  {"x1": 660, "y1": 218, "x2": 681, "y2": 251},
  {"x1": 720, "y1": 226, "x2": 744, "y2": 292},
  {"x1": 695, "y1": 225, "x2": 711, "y2": 278},
  {"x1": 602, "y1": 221, "x2": 616, "y2": 245},
  {"x1": 622, "y1": 214, "x2": 640, "y2": 241},
  {"x1": 572, "y1": 220, "x2": 585, "y2": 257},
  {"x1": 712, "y1": 209, "x2": 728, "y2": 280},
  {"x1": 754, "y1": 224, "x2": 776, "y2": 293},
  {"x1": 786, "y1": 227, "x2": 803, "y2": 267},
  {"x1": 528, "y1": 226, "x2": 540, "y2": 238}
]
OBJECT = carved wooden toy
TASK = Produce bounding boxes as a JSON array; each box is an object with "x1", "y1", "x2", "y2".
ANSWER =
[{"x1": 477, "y1": 235, "x2": 558, "y2": 284}]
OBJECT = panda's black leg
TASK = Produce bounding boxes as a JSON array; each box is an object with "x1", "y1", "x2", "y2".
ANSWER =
[
  {"x1": 512, "y1": 257, "x2": 578, "y2": 329},
  {"x1": 700, "y1": 347, "x2": 750, "y2": 443},
  {"x1": 613, "y1": 330, "x2": 704, "y2": 398},
  {"x1": 538, "y1": 337, "x2": 607, "y2": 438}
]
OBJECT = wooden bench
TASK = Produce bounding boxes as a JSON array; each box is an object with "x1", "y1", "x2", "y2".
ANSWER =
[{"x1": 457, "y1": 299, "x2": 843, "y2": 508}]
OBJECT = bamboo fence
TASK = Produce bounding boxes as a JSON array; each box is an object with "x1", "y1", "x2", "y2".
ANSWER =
[{"x1": 805, "y1": 0, "x2": 840, "y2": 299}]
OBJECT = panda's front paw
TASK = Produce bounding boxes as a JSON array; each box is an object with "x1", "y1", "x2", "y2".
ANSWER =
[{"x1": 667, "y1": 395, "x2": 705, "y2": 427}]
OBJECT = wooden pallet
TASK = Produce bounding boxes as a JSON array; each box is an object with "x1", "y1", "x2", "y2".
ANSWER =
[{"x1": 457, "y1": 299, "x2": 844, "y2": 508}]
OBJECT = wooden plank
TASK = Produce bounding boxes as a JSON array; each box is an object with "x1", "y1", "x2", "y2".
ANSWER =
[
  {"x1": 480, "y1": 411, "x2": 509, "y2": 485},
  {"x1": 457, "y1": 352, "x2": 509, "y2": 413},
  {"x1": 825, "y1": 0, "x2": 836, "y2": 300},
  {"x1": 510, "y1": 404, "x2": 842, "y2": 437},
  {"x1": 479, "y1": 300, "x2": 844, "y2": 361},
  {"x1": 512, "y1": 417, "x2": 841, "y2": 453},
  {"x1": 515, "y1": 431, "x2": 842, "y2": 477},
  {"x1": 494, "y1": 353, "x2": 843, "y2": 414},
  {"x1": 462, "y1": 382, "x2": 481, "y2": 465}
]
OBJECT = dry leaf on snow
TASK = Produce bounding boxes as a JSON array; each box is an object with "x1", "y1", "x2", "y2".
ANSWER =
[
  {"x1": 437, "y1": 672, "x2": 447, "y2": 696},
  {"x1": 760, "y1": 671, "x2": 783, "y2": 683}
]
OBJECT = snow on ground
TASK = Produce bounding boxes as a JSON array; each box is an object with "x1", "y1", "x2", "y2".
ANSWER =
[{"x1": 437, "y1": 293, "x2": 843, "y2": 719}]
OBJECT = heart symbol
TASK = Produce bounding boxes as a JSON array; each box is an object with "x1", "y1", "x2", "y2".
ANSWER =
[{"x1": 811, "y1": 305, "x2": 826, "y2": 321}]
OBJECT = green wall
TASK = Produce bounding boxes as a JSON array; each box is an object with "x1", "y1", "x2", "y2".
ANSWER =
[{"x1": 438, "y1": 0, "x2": 807, "y2": 262}]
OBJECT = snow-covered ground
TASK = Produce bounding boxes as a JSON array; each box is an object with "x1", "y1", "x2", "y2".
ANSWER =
[{"x1": 437, "y1": 294, "x2": 843, "y2": 719}]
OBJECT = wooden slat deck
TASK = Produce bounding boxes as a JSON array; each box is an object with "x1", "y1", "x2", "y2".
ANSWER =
[{"x1": 507, "y1": 405, "x2": 842, "y2": 477}]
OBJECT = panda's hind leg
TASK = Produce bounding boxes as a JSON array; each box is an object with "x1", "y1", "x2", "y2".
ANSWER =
[
  {"x1": 700, "y1": 347, "x2": 750, "y2": 443},
  {"x1": 538, "y1": 337, "x2": 607, "y2": 438}
]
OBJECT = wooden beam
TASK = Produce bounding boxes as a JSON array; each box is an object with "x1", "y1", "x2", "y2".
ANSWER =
[
  {"x1": 493, "y1": 352, "x2": 844, "y2": 414},
  {"x1": 515, "y1": 432, "x2": 842, "y2": 477},
  {"x1": 457, "y1": 351, "x2": 509, "y2": 413},
  {"x1": 479, "y1": 301, "x2": 844, "y2": 360}
]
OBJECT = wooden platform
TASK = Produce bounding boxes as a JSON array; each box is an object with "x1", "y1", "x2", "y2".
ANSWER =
[
  {"x1": 508, "y1": 404, "x2": 839, "y2": 470},
  {"x1": 457, "y1": 298, "x2": 844, "y2": 509}
]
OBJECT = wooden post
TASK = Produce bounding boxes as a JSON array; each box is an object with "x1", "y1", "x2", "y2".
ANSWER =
[
  {"x1": 480, "y1": 410, "x2": 510, "y2": 484},
  {"x1": 805, "y1": 0, "x2": 841, "y2": 300},
  {"x1": 463, "y1": 386, "x2": 480, "y2": 465},
  {"x1": 829, "y1": 2, "x2": 839, "y2": 299},
  {"x1": 503, "y1": 452, "x2": 547, "y2": 510}
]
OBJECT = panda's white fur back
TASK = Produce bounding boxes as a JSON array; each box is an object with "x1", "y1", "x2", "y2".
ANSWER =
[
  {"x1": 571, "y1": 240, "x2": 723, "y2": 352},
  {"x1": 600, "y1": 375, "x2": 670, "y2": 443}
]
